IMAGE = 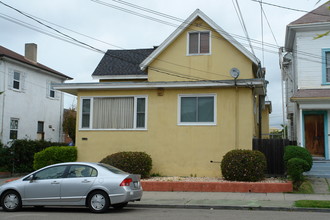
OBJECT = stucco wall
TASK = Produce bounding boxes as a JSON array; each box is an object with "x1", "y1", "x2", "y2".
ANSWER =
[
  {"x1": 148, "y1": 18, "x2": 254, "y2": 82},
  {"x1": 0, "y1": 60, "x2": 64, "y2": 144},
  {"x1": 76, "y1": 87, "x2": 254, "y2": 177}
]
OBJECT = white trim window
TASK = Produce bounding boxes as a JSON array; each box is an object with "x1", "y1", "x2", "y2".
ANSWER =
[
  {"x1": 10, "y1": 118, "x2": 19, "y2": 140},
  {"x1": 178, "y1": 94, "x2": 216, "y2": 125},
  {"x1": 47, "y1": 81, "x2": 58, "y2": 99},
  {"x1": 80, "y1": 96, "x2": 147, "y2": 130},
  {"x1": 188, "y1": 31, "x2": 211, "y2": 55},
  {"x1": 9, "y1": 70, "x2": 25, "y2": 91}
]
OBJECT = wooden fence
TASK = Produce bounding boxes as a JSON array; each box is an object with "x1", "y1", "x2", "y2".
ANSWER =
[{"x1": 252, "y1": 139, "x2": 296, "y2": 176}]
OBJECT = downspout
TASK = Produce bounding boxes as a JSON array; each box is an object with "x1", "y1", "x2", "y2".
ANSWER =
[{"x1": 0, "y1": 58, "x2": 6, "y2": 143}]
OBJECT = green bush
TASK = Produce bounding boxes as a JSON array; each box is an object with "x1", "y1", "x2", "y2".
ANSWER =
[
  {"x1": 100, "y1": 151, "x2": 152, "y2": 178},
  {"x1": 33, "y1": 146, "x2": 77, "y2": 170},
  {"x1": 0, "y1": 143, "x2": 11, "y2": 172},
  {"x1": 221, "y1": 149, "x2": 267, "y2": 182},
  {"x1": 284, "y1": 145, "x2": 313, "y2": 172},
  {"x1": 7, "y1": 139, "x2": 67, "y2": 173},
  {"x1": 287, "y1": 158, "x2": 310, "y2": 190}
]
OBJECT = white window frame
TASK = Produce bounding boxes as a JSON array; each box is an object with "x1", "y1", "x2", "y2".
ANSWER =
[
  {"x1": 178, "y1": 94, "x2": 217, "y2": 126},
  {"x1": 10, "y1": 118, "x2": 19, "y2": 140},
  {"x1": 79, "y1": 95, "x2": 148, "y2": 130},
  {"x1": 47, "y1": 81, "x2": 58, "y2": 99},
  {"x1": 187, "y1": 31, "x2": 211, "y2": 56}
]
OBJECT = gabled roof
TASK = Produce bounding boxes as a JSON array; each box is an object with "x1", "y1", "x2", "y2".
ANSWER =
[
  {"x1": 140, "y1": 9, "x2": 259, "y2": 70},
  {"x1": 0, "y1": 45, "x2": 72, "y2": 80},
  {"x1": 92, "y1": 48, "x2": 154, "y2": 79},
  {"x1": 290, "y1": 2, "x2": 330, "y2": 25},
  {"x1": 285, "y1": 2, "x2": 330, "y2": 51}
]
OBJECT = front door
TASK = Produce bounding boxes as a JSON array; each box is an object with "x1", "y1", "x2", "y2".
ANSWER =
[{"x1": 304, "y1": 114, "x2": 325, "y2": 157}]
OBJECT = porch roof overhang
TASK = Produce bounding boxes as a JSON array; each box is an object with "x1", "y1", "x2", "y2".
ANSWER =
[
  {"x1": 290, "y1": 89, "x2": 330, "y2": 105},
  {"x1": 53, "y1": 79, "x2": 267, "y2": 96}
]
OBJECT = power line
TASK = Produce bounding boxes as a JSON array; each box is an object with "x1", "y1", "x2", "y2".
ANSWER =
[
  {"x1": 251, "y1": 0, "x2": 330, "y2": 17},
  {"x1": 1, "y1": 0, "x2": 327, "y2": 80}
]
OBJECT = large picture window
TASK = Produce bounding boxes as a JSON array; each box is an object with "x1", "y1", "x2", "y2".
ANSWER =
[
  {"x1": 80, "y1": 96, "x2": 147, "y2": 130},
  {"x1": 188, "y1": 31, "x2": 210, "y2": 55},
  {"x1": 179, "y1": 94, "x2": 216, "y2": 125}
]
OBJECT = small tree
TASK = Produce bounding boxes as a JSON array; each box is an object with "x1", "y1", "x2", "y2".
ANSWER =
[{"x1": 63, "y1": 107, "x2": 76, "y2": 144}]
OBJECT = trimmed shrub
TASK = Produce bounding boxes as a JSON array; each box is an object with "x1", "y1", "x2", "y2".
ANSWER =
[
  {"x1": 7, "y1": 139, "x2": 67, "y2": 173},
  {"x1": 284, "y1": 145, "x2": 313, "y2": 172},
  {"x1": 100, "y1": 151, "x2": 152, "y2": 178},
  {"x1": 0, "y1": 143, "x2": 11, "y2": 172},
  {"x1": 221, "y1": 149, "x2": 267, "y2": 182},
  {"x1": 287, "y1": 158, "x2": 310, "y2": 190},
  {"x1": 33, "y1": 146, "x2": 77, "y2": 170}
]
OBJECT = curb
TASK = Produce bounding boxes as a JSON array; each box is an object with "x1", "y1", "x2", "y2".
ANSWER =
[{"x1": 128, "y1": 203, "x2": 330, "y2": 213}]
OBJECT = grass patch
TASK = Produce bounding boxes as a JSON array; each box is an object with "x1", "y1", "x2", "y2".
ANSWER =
[
  {"x1": 295, "y1": 200, "x2": 330, "y2": 208},
  {"x1": 292, "y1": 180, "x2": 314, "y2": 194}
]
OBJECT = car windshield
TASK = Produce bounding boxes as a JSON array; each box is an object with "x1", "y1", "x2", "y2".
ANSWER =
[{"x1": 98, "y1": 163, "x2": 128, "y2": 174}]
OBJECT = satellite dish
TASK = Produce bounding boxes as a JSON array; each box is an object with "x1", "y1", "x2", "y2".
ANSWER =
[{"x1": 230, "y1": 68, "x2": 240, "y2": 79}]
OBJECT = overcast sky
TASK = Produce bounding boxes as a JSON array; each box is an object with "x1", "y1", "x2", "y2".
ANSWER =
[{"x1": 1, "y1": 0, "x2": 328, "y2": 129}]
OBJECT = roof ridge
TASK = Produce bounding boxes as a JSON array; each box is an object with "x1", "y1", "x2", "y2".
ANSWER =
[{"x1": 289, "y1": 2, "x2": 330, "y2": 25}]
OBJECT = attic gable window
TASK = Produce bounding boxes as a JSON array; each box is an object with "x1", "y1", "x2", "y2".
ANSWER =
[{"x1": 188, "y1": 31, "x2": 210, "y2": 55}]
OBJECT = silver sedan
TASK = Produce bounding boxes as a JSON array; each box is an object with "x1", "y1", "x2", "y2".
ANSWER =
[{"x1": 0, "y1": 162, "x2": 143, "y2": 213}]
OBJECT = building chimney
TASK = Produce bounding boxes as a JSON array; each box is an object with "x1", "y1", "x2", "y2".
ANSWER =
[{"x1": 25, "y1": 43, "x2": 37, "y2": 62}]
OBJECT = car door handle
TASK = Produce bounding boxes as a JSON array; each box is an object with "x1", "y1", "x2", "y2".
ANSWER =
[
  {"x1": 82, "y1": 180, "x2": 91, "y2": 183},
  {"x1": 51, "y1": 181, "x2": 60, "y2": 184}
]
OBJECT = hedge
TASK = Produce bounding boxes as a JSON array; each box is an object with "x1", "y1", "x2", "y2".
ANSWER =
[
  {"x1": 100, "y1": 151, "x2": 152, "y2": 178},
  {"x1": 33, "y1": 146, "x2": 77, "y2": 170}
]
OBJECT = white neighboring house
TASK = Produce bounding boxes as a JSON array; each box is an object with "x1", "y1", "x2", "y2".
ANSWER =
[
  {"x1": 282, "y1": 2, "x2": 330, "y2": 160},
  {"x1": 0, "y1": 43, "x2": 72, "y2": 145}
]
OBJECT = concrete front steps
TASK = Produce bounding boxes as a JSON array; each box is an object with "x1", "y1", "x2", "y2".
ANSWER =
[{"x1": 305, "y1": 160, "x2": 330, "y2": 178}]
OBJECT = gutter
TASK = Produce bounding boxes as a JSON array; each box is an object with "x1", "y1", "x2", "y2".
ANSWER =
[{"x1": 53, "y1": 79, "x2": 268, "y2": 96}]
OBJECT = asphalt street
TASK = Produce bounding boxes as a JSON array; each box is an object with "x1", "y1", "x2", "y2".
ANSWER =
[{"x1": 1, "y1": 207, "x2": 330, "y2": 220}]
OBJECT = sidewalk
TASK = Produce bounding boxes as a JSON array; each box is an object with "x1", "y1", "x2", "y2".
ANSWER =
[
  {"x1": 2, "y1": 177, "x2": 330, "y2": 212},
  {"x1": 129, "y1": 191, "x2": 330, "y2": 212}
]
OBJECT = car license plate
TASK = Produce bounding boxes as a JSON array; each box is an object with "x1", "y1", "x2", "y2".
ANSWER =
[{"x1": 133, "y1": 182, "x2": 139, "y2": 188}]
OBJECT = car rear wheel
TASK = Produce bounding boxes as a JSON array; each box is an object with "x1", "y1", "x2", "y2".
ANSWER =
[
  {"x1": 112, "y1": 202, "x2": 128, "y2": 210},
  {"x1": 1, "y1": 190, "x2": 22, "y2": 212},
  {"x1": 87, "y1": 191, "x2": 110, "y2": 213}
]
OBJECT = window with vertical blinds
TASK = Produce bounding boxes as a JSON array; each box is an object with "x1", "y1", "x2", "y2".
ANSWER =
[{"x1": 80, "y1": 96, "x2": 147, "y2": 130}]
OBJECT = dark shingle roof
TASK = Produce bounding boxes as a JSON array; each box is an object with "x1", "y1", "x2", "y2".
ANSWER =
[
  {"x1": 290, "y1": 2, "x2": 330, "y2": 25},
  {"x1": 92, "y1": 48, "x2": 155, "y2": 76},
  {"x1": 0, "y1": 45, "x2": 72, "y2": 80}
]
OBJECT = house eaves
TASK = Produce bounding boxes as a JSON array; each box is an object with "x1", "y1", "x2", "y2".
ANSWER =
[
  {"x1": 54, "y1": 79, "x2": 267, "y2": 96},
  {"x1": 285, "y1": 22, "x2": 330, "y2": 52},
  {"x1": 140, "y1": 9, "x2": 259, "y2": 71},
  {"x1": 0, "y1": 46, "x2": 72, "y2": 80}
]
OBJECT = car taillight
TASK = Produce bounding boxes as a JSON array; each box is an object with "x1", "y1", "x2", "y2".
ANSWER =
[{"x1": 120, "y1": 178, "x2": 133, "y2": 186}]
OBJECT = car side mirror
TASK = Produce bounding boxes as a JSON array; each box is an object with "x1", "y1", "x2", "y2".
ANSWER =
[{"x1": 28, "y1": 174, "x2": 36, "y2": 183}]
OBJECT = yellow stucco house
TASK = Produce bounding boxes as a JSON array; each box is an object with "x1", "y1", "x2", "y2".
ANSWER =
[{"x1": 56, "y1": 10, "x2": 269, "y2": 177}]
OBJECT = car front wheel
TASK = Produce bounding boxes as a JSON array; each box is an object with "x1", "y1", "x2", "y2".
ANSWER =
[
  {"x1": 87, "y1": 191, "x2": 110, "y2": 213},
  {"x1": 1, "y1": 190, "x2": 22, "y2": 212}
]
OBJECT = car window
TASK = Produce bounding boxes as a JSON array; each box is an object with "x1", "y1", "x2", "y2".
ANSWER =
[
  {"x1": 67, "y1": 165, "x2": 98, "y2": 178},
  {"x1": 98, "y1": 163, "x2": 127, "y2": 174},
  {"x1": 34, "y1": 165, "x2": 67, "y2": 180}
]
